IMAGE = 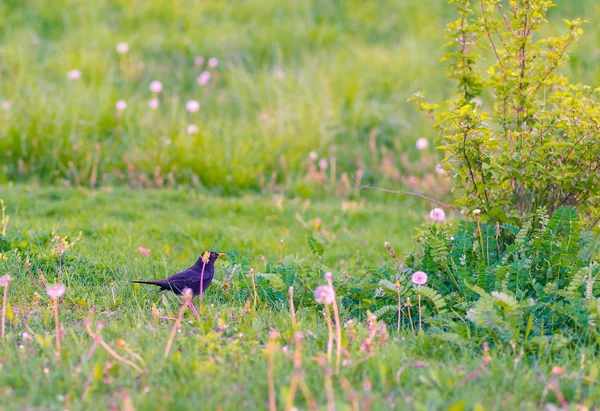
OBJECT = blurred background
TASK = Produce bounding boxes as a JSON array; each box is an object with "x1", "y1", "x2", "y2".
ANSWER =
[{"x1": 1, "y1": 0, "x2": 598, "y2": 197}]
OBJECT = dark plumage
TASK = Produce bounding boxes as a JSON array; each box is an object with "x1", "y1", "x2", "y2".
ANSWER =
[{"x1": 133, "y1": 251, "x2": 226, "y2": 295}]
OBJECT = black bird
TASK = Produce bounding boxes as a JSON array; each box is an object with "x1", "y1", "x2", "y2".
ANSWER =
[{"x1": 133, "y1": 251, "x2": 226, "y2": 295}]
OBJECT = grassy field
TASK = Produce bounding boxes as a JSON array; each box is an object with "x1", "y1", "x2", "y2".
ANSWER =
[
  {"x1": 2, "y1": 0, "x2": 600, "y2": 193},
  {"x1": 2, "y1": 1, "x2": 600, "y2": 409},
  {"x1": 0, "y1": 185, "x2": 598, "y2": 410}
]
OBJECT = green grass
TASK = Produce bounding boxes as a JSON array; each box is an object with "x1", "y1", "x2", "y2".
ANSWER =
[
  {"x1": 2, "y1": 0, "x2": 600, "y2": 192},
  {"x1": 0, "y1": 186, "x2": 598, "y2": 409}
]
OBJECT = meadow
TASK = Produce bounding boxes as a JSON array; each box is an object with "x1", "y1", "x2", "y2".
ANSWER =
[
  {"x1": 1, "y1": 0, "x2": 600, "y2": 410},
  {"x1": 0, "y1": 186, "x2": 598, "y2": 410}
]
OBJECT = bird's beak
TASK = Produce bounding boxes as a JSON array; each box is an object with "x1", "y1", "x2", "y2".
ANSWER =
[{"x1": 217, "y1": 253, "x2": 227, "y2": 258}]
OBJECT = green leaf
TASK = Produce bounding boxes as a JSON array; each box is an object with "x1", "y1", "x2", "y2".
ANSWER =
[{"x1": 307, "y1": 235, "x2": 324, "y2": 257}]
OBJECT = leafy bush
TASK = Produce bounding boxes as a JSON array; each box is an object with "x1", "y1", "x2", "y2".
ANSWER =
[
  {"x1": 404, "y1": 206, "x2": 599, "y2": 347},
  {"x1": 411, "y1": 0, "x2": 600, "y2": 224}
]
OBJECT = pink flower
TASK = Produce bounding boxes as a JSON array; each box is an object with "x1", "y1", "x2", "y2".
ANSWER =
[
  {"x1": 308, "y1": 151, "x2": 318, "y2": 161},
  {"x1": 67, "y1": 69, "x2": 81, "y2": 80},
  {"x1": 115, "y1": 100, "x2": 127, "y2": 111},
  {"x1": 148, "y1": 98, "x2": 159, "y2": 109},
  {"x1": 314, "y1": 285, "x2": 335, "y2": 305},
  {"x1": 116, "y1": 42, "x2": 129, "y2": 54},
  {"x1": 0, "y1": 275, "x2": 11, "y2": 287},
  {"x1": 416, "y1": 138, "x2": 429, "y2": 150},
  {"x1": 149, "y1": 81, "x2": 163, "y2": 93},
  {"x1": 186, "y1": 100, "x2": 200, "y2": 113},
  {"x1": 46, "y1": 284, "x2": 66, "y2": 299},
  {"x1": 411, "y1": 271, "x2": 428, "y2": 286},
  {"x1": 138, "y1": 246, "x2": 151, "y2": 256},
  {"x1": 273, "y1": 69, "x2": 285, "y2": 80},
  {"x1": 1, "y1": 101, "x2": 12, "y2": 111},
  {"x1": 208, "y1": 57, "x2": 218, "y2": 68},
  {"x1": 429, "y1": 208, "x2": 446, "y2": 222},
  {"x1": 319, "y1": 159, "x2": 328, "y2": 170},
  {"x1": 435, "y1": 164, "x2": 448, "y2": 176},
  {"x1": 471, "y1": 97, "x2": 483, "y2": 106},
  {"x1": 187, "y1": 124, "x2": 199, "y2": 134},
  {"x1": 197, "y1": 71, "x2": 212, "y2": 86},
  {"x1": 194, "y1": 56, "x2": 205, "y2": 67}
]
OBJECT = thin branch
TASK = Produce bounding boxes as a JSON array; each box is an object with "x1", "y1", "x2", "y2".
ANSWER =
[{"x1": 359, "y1": 185, "x2": 454, "y2": 208}]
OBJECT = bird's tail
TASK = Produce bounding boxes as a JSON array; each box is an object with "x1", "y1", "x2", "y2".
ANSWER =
[{"x1": 133, "y1": 280, "x2": 165, "y2": 286}]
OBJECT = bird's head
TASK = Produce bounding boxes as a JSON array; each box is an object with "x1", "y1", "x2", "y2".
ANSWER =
[{"x1": 200, "y1": 250, "x2": 227, "y2": 264}]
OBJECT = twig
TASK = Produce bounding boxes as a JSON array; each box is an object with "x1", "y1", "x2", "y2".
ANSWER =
[
  {"x1": 359, "y1": 185, "x2": 454, "y2": 208},
  {"x1": 85, "y1": 309, "x2": 144, "y2": 374}
]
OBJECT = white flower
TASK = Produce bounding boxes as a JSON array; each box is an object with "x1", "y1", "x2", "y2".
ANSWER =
[
  {"x1": 0, "y1": 275, "x2": 11, "y2": 287},
  {"x1": 1, "y1": 101, "x2": 12, "y2": 111},
  {"x1": 67, "y1": 69, "x2": 81, "y2": 80},
  {"x1": 149, "y1": 81, "x2": 163, "y2": 93},
  {"x1": 197, "y1": 71, "x2": 212, "y2": 86},
  {"x1": 186, "y1": 100, "x2": 200, "y2": 113},
  {"x1": 148, "y1": 98, "x2": 159, "y2": 109},
  {"x1": 411, "y1": 271, "x2": 428, "y2": 286},
  {"x1": 46, "y1": 284, "x2": 66, "y2": 299},
  {"x1": 472, "y1": 209, "x2": 481, "y2": 215},
  {"x1": 429, "y1": 208, "x2": 446, "y2": 222},
  {"x1": 116, "y1": 42, "x2": 129, "y2": 54},
  {"x1": 208, "y1": 57, "x2": 218, "y2": 68},
  {"x1": 435, "y1": 164, "x2": 448, "y2": 175},
  {"x1": 115, "y1": 100, "x2": 127, "y2": 111},
  {"x1": 187, "y1": 124, "x2": 199, "y2": 134},
  {"x1": 194, "y1": 56, "x2": 205, "y2": 67},
  {"x1": 416, "y1": 138, "x2": 429, "y2": 150},
  {"x1": 314, "y1": 285, "x2": 335, "y2": 305}
]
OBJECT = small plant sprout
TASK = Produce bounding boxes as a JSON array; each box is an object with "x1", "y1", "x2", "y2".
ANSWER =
[
  {"x1": 314, "y1": 285, "x2": 335, "y2": 365},
  {"x1": 384, "y1": 241, "x2": 402, "y2": 265},
  {"x1": 164, "y1": 287, "x2": 193, "y2": 358},
  {"x1": 248, "y1": 268, "x2": 258, "y2": 309},
  {"x1": 411, "y1": 271, "x2": 428, "y2": 331},
  {"x1": 199, "y1": 251, "x2": 210, "y2": 312},
  {"x1": 288, "y1": 286, "x2": 297, "y2": 327},
  {"x1": 264, "y1": 329, "x2": 279, "y2": 411},
  {"x1": 395, "y1": 280, "x2": 402, "y2": 333},
  {"x1": 1, "y1": 199, "x2": 8, "y2": 236},
  {"x1": 46, "y1": 283, "x2": 66, "y2": 356},
  {"x1": 52, "y1": 233, "x2": 81, "y2": 282},
  {"x1": 404, "y1": 297, "x2": 415, "y2": 335},
  {"x1": 324, "y1": 272, "x2": 343, "y2": 374},
  {"x1": 429, "y1": 208, "x2": 446, "y2": 223},
  {"x1": 279, "y1": 238, "x2": 284, "y2": 261},
  {"x1": 315, "y1": 354, "x2": 335, "y2": 411},
  {"x1": 286, "y1": 332, "x2": 318, "y2": 411},
  {"x1": 1, "y1": 275, "x2": 11, "y2": 340}
]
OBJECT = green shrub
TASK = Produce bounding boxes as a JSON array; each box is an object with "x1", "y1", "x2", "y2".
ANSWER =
[{"x1": 411, "y1": 0, "x2": 600, "y2": 224}]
